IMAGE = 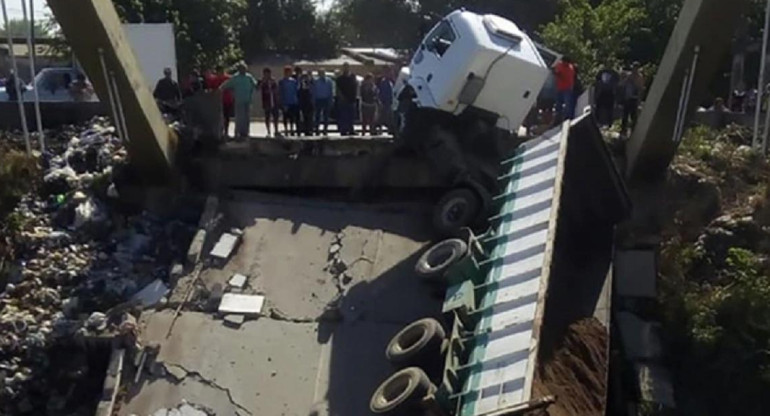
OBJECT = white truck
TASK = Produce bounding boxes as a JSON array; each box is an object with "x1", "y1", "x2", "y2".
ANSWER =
[{"x1": 395, "y1": 9, "x2": 551, "y2": 235}]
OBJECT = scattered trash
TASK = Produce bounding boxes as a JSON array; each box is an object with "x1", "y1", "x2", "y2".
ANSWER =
[
  {"x1": 86, "y1": 312, "x2": 108, "y2": 331},
  {"x1": 131, "y1": 279, "x2": 171, "y2": 308},
  {"x1": 0, "y1": 118, "x2": 195, "y2": 413},
  {"x1": 228, "y1": 273, "x2": 248, "y2": 290},
  {"x1": 218, "y1": 294, "x2": 265, "y2": 316}
]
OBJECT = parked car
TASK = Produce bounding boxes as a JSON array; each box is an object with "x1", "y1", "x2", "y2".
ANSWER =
[{"x1": 0, "y1": 67, "x2": 98, "y2": 102}]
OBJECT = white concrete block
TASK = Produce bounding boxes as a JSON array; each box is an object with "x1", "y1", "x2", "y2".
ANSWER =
[{"x1": 219, "y1": 294, "x2": 265, "y2": 316}]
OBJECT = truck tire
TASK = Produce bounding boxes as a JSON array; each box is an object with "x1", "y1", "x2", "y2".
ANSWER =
[
  {"x1": 433, "y1": 188, "x2": 481, "y2": 237},
  {"x1": 370, "y1": 367, "x2": 434, "y2": 415},
  {"x1": 415, "y1": 239, "x2": 468, "y2": 281},
  {"x1": 386, "y1": 318, "x2": 447, "y2": 365}
]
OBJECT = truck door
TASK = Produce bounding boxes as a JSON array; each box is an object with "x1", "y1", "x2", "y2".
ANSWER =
[{"x1": 410, "y1": 19, "x2": 459, "y2": 110}]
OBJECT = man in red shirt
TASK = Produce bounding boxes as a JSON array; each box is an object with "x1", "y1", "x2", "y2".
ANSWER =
[
  {"x1": 553, "y1": 56, "x2": 576, "y2": 121},
  {"x1": 207, "y1": 65, "x2": 235, "y2": 138}
]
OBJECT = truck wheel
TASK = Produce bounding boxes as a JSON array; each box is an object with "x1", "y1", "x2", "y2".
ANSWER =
[
  {"x1": 386, "y1": 318, "x2": 446, "y2": 365},
  {"x1": 415, "y1": 239, "x2": 468, "y2": 281},
  {"x1": 433, "y1": 188, "x2": 481, "y2": 237},
  {"x1": 370, "y1": 367, "x2": 435, "y2": 415}
]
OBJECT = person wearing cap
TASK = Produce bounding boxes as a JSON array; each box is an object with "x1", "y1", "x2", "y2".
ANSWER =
[
  {"x1": 153, "y1": 68, "x2": 181, "y2": 114},
  {"x1": 221, "y1": 62, "x2": 258, "y2": 139}
]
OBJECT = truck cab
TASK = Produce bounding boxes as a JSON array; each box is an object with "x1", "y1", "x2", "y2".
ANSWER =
[
  {"x1": 396, "y1": 10, "x2": 551, "y2": 236},
  {"x1": 400, "y1": 9, "x2": 549, "y2": 132}
]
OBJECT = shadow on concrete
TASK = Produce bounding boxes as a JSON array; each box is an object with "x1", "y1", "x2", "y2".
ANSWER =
[
  {"x1": 315, "y1": 249, "x2": 445, "y2": 416},
  {"x1": 224, "y1": 190, "x2": 434, "y2": 240}
]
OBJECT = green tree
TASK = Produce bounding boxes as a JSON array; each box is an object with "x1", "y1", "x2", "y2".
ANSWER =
[
  {"x1": 243, "y1": 0, "x2": 340, "y2": 59},
  {"x1": 0, "y1": 18, "x2": 50, "y2": 38},
  {"x1": 112, "y1": 0, "x2": 247, "y2": 73},
  {"x1": 540, "y1": 0, "x2": 647, "y2": 82}
]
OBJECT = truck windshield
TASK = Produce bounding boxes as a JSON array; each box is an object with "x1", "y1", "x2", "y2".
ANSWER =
[{"x1": 425, "y1": 20, "x2": 456, "y2": 57}]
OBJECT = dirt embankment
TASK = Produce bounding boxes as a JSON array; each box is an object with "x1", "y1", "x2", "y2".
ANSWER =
[{"x1": 533, "y1": 318, "x2": 608, "y2": 416}]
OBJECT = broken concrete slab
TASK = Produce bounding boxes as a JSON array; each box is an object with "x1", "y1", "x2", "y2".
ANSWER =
[
  {"x1": 165, "y1": 365, "x2": 188, "y2": 383},
  {"x1": 218, "y1": 294, "x2": 265, "y2": 316},
  {"x1": 617, "y1": 312, "x2": 662, "y2": 360},
  {"x1": 223, "y1": 315, "x2": 245, "y2": 328},
  {"x1": 198, "y1": 195, "x2": 220, "y2": 229},
  {"x1": 132, "y1": 279, "x2": 170, "y2": 308},
  {"x1": 615, "y1": 250, "x2": 657, "y2": 298},
  {"x1": 209, "y1": 233, "x2": 240, "y2": 261},
  {"x1": 95, "y1": 349, "x2": 125, "y2": 416},
  {"x1": 186, "y1": 229, "x2": 206, "y2": 267},
  {"x1": 228, "y1": 273, "x2": 247, "y2": 290}
]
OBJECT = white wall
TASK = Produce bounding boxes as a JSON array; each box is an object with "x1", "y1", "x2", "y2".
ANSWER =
[{"x1": 122, "y1": 23, "x2": 178, "y2": 89}]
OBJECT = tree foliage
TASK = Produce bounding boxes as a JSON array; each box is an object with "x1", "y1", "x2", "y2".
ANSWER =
[
  {"x1": 0, "y1": 18, "x2": 49, "y2": 38},
  {"x1": 243, "y1": 0, "x2": 339, "y2": 59},
  {"x1": 539, "y1": 0, "x2": 646, "y2": 82},
  {"x1": 112, "y1": 0, "x2": 247, "y2": 73}
]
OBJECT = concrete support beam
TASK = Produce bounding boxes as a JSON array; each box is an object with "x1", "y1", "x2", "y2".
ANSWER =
[
  {"x1": 625, "y1": 0, "x2": 749, "y2": 182},
  {"x1": 47, "y1": 0, "x2": 175, "y2": 182}
]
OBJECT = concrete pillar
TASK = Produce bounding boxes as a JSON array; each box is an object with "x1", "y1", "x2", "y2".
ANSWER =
[
  {"x1": 625, "y1": 0, "x2": 750, "y2": 182},
  {"x1": 47, "y1": 0, "x2": 175, "y2": 182}
]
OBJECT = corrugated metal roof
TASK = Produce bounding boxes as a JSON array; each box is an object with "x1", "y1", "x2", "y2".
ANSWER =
[{"x1": 459, "y1": 125, "x2": 566, "y2": 416}]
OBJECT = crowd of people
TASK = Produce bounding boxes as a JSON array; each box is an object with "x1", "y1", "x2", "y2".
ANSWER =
[
  {"x1": 152, "y1": 61, "x2": 397, "y2": 140},
  {"x1": 548, "y1": 57, "x2": 646, "y2": 136}
]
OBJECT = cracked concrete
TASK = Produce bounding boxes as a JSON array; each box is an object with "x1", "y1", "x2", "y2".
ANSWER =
[
  {"x1": 120, "y1": 192, "x2": 443, "y2": 416},
  {"x1": 160, "y1": 362, "x2": 253, "y2": 415}
]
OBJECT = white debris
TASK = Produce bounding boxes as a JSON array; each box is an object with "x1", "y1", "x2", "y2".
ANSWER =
[
  {"x1": 228, "y1": 273, "x2": 248, "y2": 289},
  {"x1": 210, "y1": 233, "x2": 240, "y2": 260},
  {"x1": 131, "y1": 279, "x2": 170, "y2": 308},
  {"x1": 218, "y1": 294, "x2": 265, "y2": 316}
]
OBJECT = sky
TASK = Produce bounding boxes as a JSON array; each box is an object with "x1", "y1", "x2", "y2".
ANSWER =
[{"x1": 3, "y1": 0, "x2": 48, "y2": 21}]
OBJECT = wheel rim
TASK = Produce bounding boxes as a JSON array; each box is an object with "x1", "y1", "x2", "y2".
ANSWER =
[
  {"x1": 427, "y1": 245, "x2": 454, "y2": 269},
  {"x1": 397, "y1": 325, "x2": 426, "y2": 351},
  {"x1": 378, "y1": 372, "x2": 413, "y2": 407}
]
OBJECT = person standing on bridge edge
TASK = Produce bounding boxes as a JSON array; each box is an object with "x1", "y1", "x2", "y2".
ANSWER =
[
  {"x1": 259, "y1": 67, "x2": 280, "y2": 138},
  {"x1": 220, "y1": 62, "x2": 258, "y2": 140},
  {"x1": 207, "y1": 65, "x2": 234, "y2": 138},
  {"x1": 377, "y1": 68, "x2": 395, "y2": 135},
  {"x1": 360, "y1": 73, "x2": 379, "y2": 136},
  {"x1": 313, "y1": 69, "x2": 334, "y2": 135},
  {"x1": 621, "y1": 62, "x2": 645, "y2": 136},
  {"x1": 594, "y1": 65, "x2": 620, "y2": 127},
  {"x1": 553, "y1": 56, "x2": 576, "y2": 122},
  {"x1": 279, "y1": 66, "x2": 299, "y2": 136},
  {"x1": 298, "y1": 73, "x2": 315, "y2": 136},
  {"x1": 336, "y1": 62, "x2": 358, "y2": 136}
]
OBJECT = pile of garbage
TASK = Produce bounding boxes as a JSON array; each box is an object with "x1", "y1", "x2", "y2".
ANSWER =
[{"x1": 0, "y1": 118, "x2": 194, "y2": 415}]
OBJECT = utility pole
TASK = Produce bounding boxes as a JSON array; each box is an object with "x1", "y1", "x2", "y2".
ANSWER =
[
  {"x1": 23, "y1": 0, "x2": 45, "y2": 152},
  {"x1": 753, "y1": 0, "x2": 770, "y2": 149},
  {"x1": 1, "y1": 0, "x2": 31, "y2": 154}
]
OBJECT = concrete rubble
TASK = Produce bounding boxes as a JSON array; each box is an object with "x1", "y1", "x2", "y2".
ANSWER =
[{"x1": 0, "y1": 118, "x2": 195, "y2": 415}]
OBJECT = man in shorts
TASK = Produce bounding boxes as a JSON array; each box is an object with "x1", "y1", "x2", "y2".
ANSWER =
[{"x1": 260, "y1": 68, "x2": 280, "y2": 137}]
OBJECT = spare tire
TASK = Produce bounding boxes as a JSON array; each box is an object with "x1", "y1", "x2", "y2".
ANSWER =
[
  {"x1": 370, "y1": 367, "x2": 434, "y2": 415},
  {"x1": 386, "y1": 318, "x2": 446, "y2": 367},
  {"x1": 415, "y1": 239, "x2": 468, "y2": 280},
  {"x1": 433, "y1": 188, "x2": 481, "y2": 237}
]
